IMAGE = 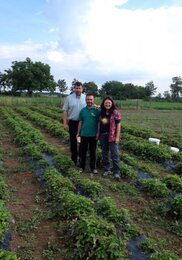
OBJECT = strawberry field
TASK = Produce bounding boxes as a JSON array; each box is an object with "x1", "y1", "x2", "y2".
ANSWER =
[{"x1": 0, "y1": 99, "x2": 181, "y2": 260}]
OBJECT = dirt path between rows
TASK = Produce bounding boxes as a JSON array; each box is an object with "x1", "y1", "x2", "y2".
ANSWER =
[
  {"x1": 0, "y1": 119, "x2": 64, "y2": 260},
  {"x1": 1, "y1": 114, "x2": 181, "y2": 258},
  {"x1": 40, "y1": 128, "x2": 182, "y2": 257}
]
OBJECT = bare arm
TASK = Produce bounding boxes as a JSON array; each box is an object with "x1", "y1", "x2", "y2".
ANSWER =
[
  {"x1": 63, "y1": 111, "x2": 69, "y2": 131},
  {"x1": 76, "y1": 121, "x2": 82, "y2": 137},
  {"x1": 115, "y1": 123, "x2": 121, "y2": 144},
  {"x1": 96, "y1": 121, "x2": 100, "y2": 140}
]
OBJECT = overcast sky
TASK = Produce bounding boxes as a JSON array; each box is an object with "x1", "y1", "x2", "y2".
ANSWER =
[{"x1": 0, "y1": 0, "x2": 182, "y2": 94}]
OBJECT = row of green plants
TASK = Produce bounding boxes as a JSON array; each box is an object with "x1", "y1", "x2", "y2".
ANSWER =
[
  {"x1": 15, "y1": 106, "x2": 69, "y2": 142},
  {"x1": 16, "y1": 106, "x2": 104, "y2": 166},
  {"x1": 20, "y1": 105, "x2": 181, "y2": 169},
  {"x1": 27, "y1": 105, "x2": 182, "y2": 152},
  {"x1": 118, "y1": 154, "x2": 182, "y2": 221},
  {"x1": 3, "y1": 107, "x2": 179, "y2": 259},
  {"x1": 0, "y1": 146, "x2": 19, "y2": 259},
  {"x1": 119, "y1": 163, "x2": 182, "y2": 223},
  {"x1": 10, "y1": 106, "x2": 182, "y2": 217},
  {"x1": 31, "y1": 105, "x2": 63, "y2": 121},
  {"x1": 44, "y1": 168, "x2": 181, "y2": 259},
  {"x1": 0, "y1": 107, "x2": 138, "y2": 259},
  {"x1": 12, "y1": 106, "x2": 182, "y2": 199},
  {"x1": 121, "y1": 133, "x2": 182, "y2": 165},
  {"x1": 122, "y1": 124, "x2": 182, "y2": 150},
  {"x1": 0, "y1": 108, "x2": 130, "y2": 257},
  {"x1": 12, "y1": 107, "x2": 182, "y2": 214},
  {"x1": 120, "y1": 153, "x2": 182, "y2": 194}
]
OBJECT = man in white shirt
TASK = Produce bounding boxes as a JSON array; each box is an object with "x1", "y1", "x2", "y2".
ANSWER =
[{"x1": 63, "y1": 81, "x2": 86, "y2": 166}]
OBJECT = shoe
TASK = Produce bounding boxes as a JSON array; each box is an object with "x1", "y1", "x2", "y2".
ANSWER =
[
  {"x1": 114, "y1": 173, "x2": 121, "y2": 181},
  {"x1": 92, "y1": 169, "x2": 98, "y2": 174},
  {"x1": 103, "y1": 170, "x2": 112, "y2": 176}
]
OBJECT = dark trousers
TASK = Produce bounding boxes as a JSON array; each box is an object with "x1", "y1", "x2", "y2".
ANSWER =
[
  {"x1": 80, "y1": 136, "x2": 97, "y2": 171},
  {"x1": 69, "y1": 120, "x2": 80, "y2": 165}
]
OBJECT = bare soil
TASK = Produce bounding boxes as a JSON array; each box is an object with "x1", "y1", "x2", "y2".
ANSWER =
[
  {"x1": 0, "y1": 120, "x2": 64, "y2": 260},
  {"x1": 1, "y1": 117, "x2": 181, "y2": 259}
]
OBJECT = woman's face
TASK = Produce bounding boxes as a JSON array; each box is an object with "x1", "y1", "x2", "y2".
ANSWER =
[{"x1": 104, "y1": 99, "x2": 112, "y2": 110}]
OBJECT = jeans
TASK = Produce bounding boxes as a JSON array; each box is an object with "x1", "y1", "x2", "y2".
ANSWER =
[{"x1": 100, "y1": 133, "x2": 120, "y2": 174}]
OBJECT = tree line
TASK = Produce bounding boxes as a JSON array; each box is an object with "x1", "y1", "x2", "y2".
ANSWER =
[{"x1": 0, "y1": 57, "x2": 181, "y2": 101}]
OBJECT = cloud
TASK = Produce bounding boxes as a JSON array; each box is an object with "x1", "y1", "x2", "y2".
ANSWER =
[
  {"x1": 82, "y1": 2, "x2": 182, "y2": 77},
  {"x1": 1, "y1": 0, "x2": 182, "y2": 93}
]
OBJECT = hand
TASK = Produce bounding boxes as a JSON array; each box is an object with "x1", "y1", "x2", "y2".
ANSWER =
[
  {"x1": 96, "y1": 133, "x2": 99, "y2": 140},
  {"x1": 115, "y1": 137, "x2": 120, "y2": 144},
  {"x1": 94, "y1": 104, "x2": 100, "y2": 109},
  {"x1": 64, "y1": 124, "x2": 69, "y2": 131}
]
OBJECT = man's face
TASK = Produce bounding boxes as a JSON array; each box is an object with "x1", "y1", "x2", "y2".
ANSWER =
[
  {"x1": 86, "y1": 95, "x2": 94, "y2": 107},
  {"x1": 74, "y1": 85, "x2": 83, "y2": 96}
]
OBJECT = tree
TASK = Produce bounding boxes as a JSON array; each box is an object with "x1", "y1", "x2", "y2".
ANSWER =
[
  {"x1": 99, "y1": 81, "x2": 124, "y2": 99},
  {"x1": 82, "y1": 81, "x2": 98, "y2": 96},
  {"x1": 5, "y1": 57, "x2": 56, "y2": 96},
  {"x1": 57, "y1": 79, "x2": 68, "y2": 95},
  {"x1": 170, "y1": 76, "x2": 182, "y2": 100},
  {"x1": 144, "y1": 81, "x2": 157, "y2": 98},
  {"x1": 163, "y1": 91, "x2": 171, "y2": 101},
  {"x1": 70, "y1": 78, "x2": 79, "y2": 93}
]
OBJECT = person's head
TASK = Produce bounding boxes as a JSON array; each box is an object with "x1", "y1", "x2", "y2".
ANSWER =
[
  {"x1": 101, "y1": 97, "x2": 116, "y2": 113},
  {"x1": 74, "y1": 81, "x2": 83, "y2": 96},
  {"x1": 86, "y1": 93, "x2": 94, "y2": 108}
]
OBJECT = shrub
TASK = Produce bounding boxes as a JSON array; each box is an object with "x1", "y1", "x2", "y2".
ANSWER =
[
  {"x1": 0, "y1": 249, "x2": 17, "y2": 260},
  {"x1": 80, "y1": 179, "x2": 103, "y2": 198},
  {"x1": 170, "y1": 195, "x2": 182, "y2": 218},
  {"x1": 43, "y1": 168, "x2": 75, "y2": 199},
  {"x1": 67, "y1": 215, "x2": 125, "y2": 259},
  {"x1": 150, "y1": 251, "x2": 178, "y2": 260},
  {"x1": 163, "y1": 175, "x2": 182, "y2": 192},
  {"x1": 140, "y1": 179, "x2": 170, "y2": 198},
  {"x1": 53, "y1": 155, "x2": 74, "y2": 173},
  {"x1": 58, "y1": 191, "x2": 95, "y2": 219},
  {"x1": 0, "y1": 176, "x2": 9, "y2": 200},
  {"x1": 95, "y1": 197, "x2": 130, "y2": 225},
  {"x1": 0, "y1": 200, "x2": 10, "y2": 241},
  {"x1": 175, "y1": 162, "x2": 182, "y2": 176}
]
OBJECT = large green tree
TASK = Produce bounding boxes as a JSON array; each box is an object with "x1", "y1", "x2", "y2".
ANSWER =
[
  {"x1": 57, "y1": 79, "x2": 68, "y2": 95},
  {"x1": 144, "y1": 81, "x2": 157, "y2": 98},
  {"x1": 4, "y1": 57, "x2": 56, "y2": 96},
  {"x1": 99, "y1": 81, "x2": 124, "y2": 99},
  {"x1": 83, "y1": 81, "x2": 98, "y2": 96},
  {"x1": 170, "y1": 76, "x2": 182, "y2": 100}
]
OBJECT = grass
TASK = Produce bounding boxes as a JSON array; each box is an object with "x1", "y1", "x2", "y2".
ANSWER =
[
  {"x1": 0, "y1": 95, "x2": 182, "y2": 258},
  {"x1": 121, "y1": 109, "x2": 182, "y2": 134},
  {"x1": 0, "y1": 95, "x2": 182, "y2": 110},
  {"x1": 0, "y1": 96, "x2": 63, "y2": 107},
  {"x1": 115, "y1": 99, "x2": 182, "y2": 110}
]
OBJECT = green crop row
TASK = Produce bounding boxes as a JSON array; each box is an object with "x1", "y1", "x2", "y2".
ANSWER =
[
  {"x1": 0, "y1": 145, "x2": 18, "y2": 259},
  {"x1": 122, "y1": 124, "x2": 182, "y2": 150},
  {"x1": 15, "y1": 106, "x2": 69, "y2": 142},
  {"x1": 1, "y1": 107, "x2": 180, "y2": 258}
]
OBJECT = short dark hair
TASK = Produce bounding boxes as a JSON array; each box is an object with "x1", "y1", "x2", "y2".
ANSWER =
[
  {"x1": 74, "y1": 81, "x2": 82, "y2": 87},
  {"x1": 86, "y1": 93, "x2": 94, "y2": 98}
]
